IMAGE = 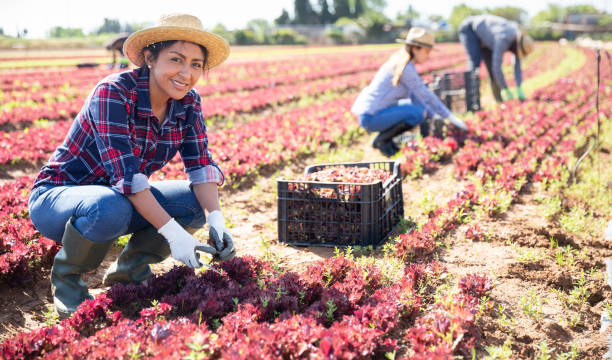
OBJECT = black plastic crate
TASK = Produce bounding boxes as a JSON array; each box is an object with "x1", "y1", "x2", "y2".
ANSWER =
[
  {"x1": 430, "y1": 71, "x2": 481, "y2": 113},
  {"x1": 277, "y1": 161, "x2": 404, "y2": 248}
]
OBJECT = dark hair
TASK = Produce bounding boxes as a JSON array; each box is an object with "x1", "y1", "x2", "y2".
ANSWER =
[{"x1": 143, "y1": 40, "x2": 209, "y2": 69}]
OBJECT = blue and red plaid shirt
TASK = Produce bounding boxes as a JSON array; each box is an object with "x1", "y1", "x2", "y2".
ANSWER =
[{"x1": 33, "y1": 67, "x2": 224, "y2": 195}]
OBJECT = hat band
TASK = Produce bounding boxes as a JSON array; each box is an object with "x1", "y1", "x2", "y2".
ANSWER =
[{"x1": 406, "y1": 39, "x2": 433, "y2": 48}]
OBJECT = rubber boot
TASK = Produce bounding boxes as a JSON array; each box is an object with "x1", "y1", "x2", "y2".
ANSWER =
[
  {"x1": 102, "y1": 222, "x2": 200, "y2": 286},
  {"x1": 373, "y1": 122, "x2": 413, "y2": 157},
  {"x1": 51, "y1": 218, "x2": 113, "y2": 319}
]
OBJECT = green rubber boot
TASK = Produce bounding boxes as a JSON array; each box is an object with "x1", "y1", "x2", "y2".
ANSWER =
[
  {"x1": 102, "y1": 226, "x2": 171, "y2": 286},
  {"x1": 51, "y1": 219, "x2": 113, "y2": 319},
  {"x1": 102, "y1": 222, "x2": 200, "y2": 286}
]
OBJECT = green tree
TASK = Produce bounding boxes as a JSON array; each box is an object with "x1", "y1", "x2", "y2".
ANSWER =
[
  {"x1": 318, "y1": 0, "x2": 334, "y2": 23},
  {"x1": 529, "y1": 4, "x2": 565, "y2": 40},
  {"x1": 211, "y1": 23, "x2": 234, "y2": 44},
  {"x1": 275, "y1": 9, "x2": 291, "y2": 25},
  {"x1": 294, "y1": 0, "x2": 318, "y2": 24},
  {"x1": 357, "y1": 10, "x2": 391, "y2": 42},
  {"x1": 333, "y1": 0, "x2": 351, "y2": 19},
  {"x1": 364, "y1": 0, "x2": 386, "y2": 13},
  {"x1": 270, "y1": 28, "x2": 308, "y2": 44},
  {"x1": 395, "y1": 5, "x2": 419, "y2": 25},
  {"x1": 97, "y1": 18, "x2": 121, "y2": 34},
  {"x1": 233, "y1": 29, "x2": 257, "y2": 45},
  {"x1": 49, "y1": 27, "x2": 84, "y2": 38},
  {"x1": 247, "y1": 19, "x2": 271, "y2": 44},
  {"x1": 565, "y1": 4, "x2": 601, "y2": 15},
  {"x1": 353, "y1": 0, "x2": 365, "y2": 17},
  {"x1": 449, "y1": 4, "x2": 482, "y2": 31},
  {"x1": 487, "y1": 6, "x2": 527, "y2": 24}
]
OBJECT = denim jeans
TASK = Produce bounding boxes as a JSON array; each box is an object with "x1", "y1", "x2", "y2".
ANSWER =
[
  {"x1": 358, "y1": 103, "x2": 426, "y2": 133},
  {"x1": 28, "y1": 180, "x2": 205, "y2": 243},
  {"x1": 458, "y1": 24, "x2": 503, "y2": 102}
]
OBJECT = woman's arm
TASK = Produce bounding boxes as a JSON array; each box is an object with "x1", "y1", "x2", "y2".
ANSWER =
[
  {"x1": 400, "y1": 63, "x2": 451, "y2": 118},
  {"x1": 127, "y1": 189, "x2": 171, "y2": 229},
  {"x1": 514, "y1": 55, "x2": 522, "y2": 87},
  {"x1": 192, "y1": 182, "x2": 221, "y2": 214}
]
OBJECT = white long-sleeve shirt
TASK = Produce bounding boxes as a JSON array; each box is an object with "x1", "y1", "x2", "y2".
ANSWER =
[{"x1": 351, "y1": 59, "x2": 451, "y2": 118}]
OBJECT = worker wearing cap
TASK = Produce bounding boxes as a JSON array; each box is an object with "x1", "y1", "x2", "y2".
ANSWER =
[
  {"x1": 351, "y1": 27, "x2": 468, "y2": 157},
  {"x1": 459, "y1": 14, "x2": 535, "y2": 102}
]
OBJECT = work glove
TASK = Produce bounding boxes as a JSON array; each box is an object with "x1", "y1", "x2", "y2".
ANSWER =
[
  {"x1": 158, "y1": 218, "x2": 217, "y2": 268},
  {"x1": 208, "y1": 210, "x2": 236, "y2": 261},
  {"x1": 446, "y1": 114, "x2": 468, "y2": 131},
  {"x1": 515, "y1": 86, "x2": 526, "y2": 101},
  {"x1": 501, "y1": 88, "x2": 514, "y2": 102}
]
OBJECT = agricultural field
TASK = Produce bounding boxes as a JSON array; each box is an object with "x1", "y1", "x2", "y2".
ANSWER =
[{"x1": 0, "y1": 42, "x2": 611, "y2": 359}]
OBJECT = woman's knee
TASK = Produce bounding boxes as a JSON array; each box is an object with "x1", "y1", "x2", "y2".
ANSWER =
[
  {"x1": 358, "y1": 114, "x2": 375, "y2": 132},
  {"x1": 177, "y1": 206, "x2": 205, "y2": 229},
  {"x1": 77, "y1": 193, "x2": 133, "y2": 242}
]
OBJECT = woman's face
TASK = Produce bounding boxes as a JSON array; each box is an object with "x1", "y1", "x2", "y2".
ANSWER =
[
  {"x1": 145, "y1": 41, "x2": 205, "y2": 101},
  {"x1": 411, "y1": 46, "x2": 432, "y2": 65}
]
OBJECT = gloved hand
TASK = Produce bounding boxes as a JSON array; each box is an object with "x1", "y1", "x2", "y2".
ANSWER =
[
  {"x1": 515, "y1": 86, "x2": 526, "y2": 101},
  {"x1": 158, "y1": 218, "x2": 217, "y2": 268},
  {"x1": 501, "y1": 88, "x2": 514, "y2": 101},
  {"x1": 446, "y1": 114, "x2": 468, "y2": 131},
  {"x1": 208, "y1": 210, "x2": 236, "y2": 261}
]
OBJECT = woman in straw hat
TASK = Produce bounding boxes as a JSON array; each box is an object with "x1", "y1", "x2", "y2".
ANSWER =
[
  {"x1": 459, "y1": 14, "x2": 535, "y2": 102},
  {"x1": 28, "y1": 14, "x2": 235, "y2": 318},
  {"x1": 351, "y1": 27, "x2": 468, "y2": 157}
]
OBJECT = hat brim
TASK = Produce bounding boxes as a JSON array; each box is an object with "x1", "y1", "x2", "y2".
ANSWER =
[
  {"x1": 123, "y1": 26, "x2": 230, "y2": 69},
  {"x1": 395, "y1": 38, "x2": 433, "y2": 48}
]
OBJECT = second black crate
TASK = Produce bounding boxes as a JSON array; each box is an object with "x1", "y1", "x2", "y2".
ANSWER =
[{"x1": 430, "y1": 70, "x2": 481, "y2": 113}]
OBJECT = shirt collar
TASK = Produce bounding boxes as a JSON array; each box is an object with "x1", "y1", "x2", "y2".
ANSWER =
[{"x1": 135, "y1": 67, "x2": 187, "y2": 122}]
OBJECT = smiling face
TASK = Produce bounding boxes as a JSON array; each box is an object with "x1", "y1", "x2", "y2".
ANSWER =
[{"x1": 144, "y1": 41, "x2": 206, "y2": 106}]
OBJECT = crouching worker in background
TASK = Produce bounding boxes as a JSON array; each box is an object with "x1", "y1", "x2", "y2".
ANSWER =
[
  {"x1": 28, "y1": 14, "x2": 236, "y2": 318},
  {"x1": 351, "y1": 27, "x2": 468, "y2": 157}
]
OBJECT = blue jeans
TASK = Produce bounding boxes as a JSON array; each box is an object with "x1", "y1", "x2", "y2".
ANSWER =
[
  {"x1": 458, "y1": 24, "x2": 502, "y2": 102},
  {"x1": 28, "y1": 180, "x2": 205, "y2": 243},
  {"x1": 358, "y1": 103, "x2": 426, "y2": 133}
]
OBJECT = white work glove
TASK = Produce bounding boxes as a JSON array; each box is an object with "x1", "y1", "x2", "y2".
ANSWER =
[
  {"x1": 446, "y1": 114, "x2": 468, "y2": 131},
  {"x1": 208, "y1": 210, "x2": 236, "y2": 261},
  {"x1": 158, "y1": 218, "x2": 217, "y2": 268}
]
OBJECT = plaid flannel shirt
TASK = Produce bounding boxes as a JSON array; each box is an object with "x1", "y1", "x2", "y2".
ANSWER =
[{"x1": 33, "y1": 67, "x2": 224, "y2": 195}]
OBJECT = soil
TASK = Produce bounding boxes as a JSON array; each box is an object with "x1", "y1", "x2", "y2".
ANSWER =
[{"x1": 1, "y1": 119, "x2": 611, "y2": 360}]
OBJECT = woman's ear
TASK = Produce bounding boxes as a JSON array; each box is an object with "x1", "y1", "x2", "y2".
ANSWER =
[{"x1": 143, "y1": 49, "x2": 152, "y2": 68}]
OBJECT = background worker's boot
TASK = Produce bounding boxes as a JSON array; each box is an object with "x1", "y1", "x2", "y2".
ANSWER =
[
  {"x1": 373, "y1": 122, "x2": 413, "y2": 157},
  {"x1": 103, "y1": 222, "x2": 200, "y2": 286},
  {"x1": 51, "y1": 218, "x2": 113, "y2": 319},
  {"x1": 103, "y1": 226, "x2": 171, "y2": 286}
]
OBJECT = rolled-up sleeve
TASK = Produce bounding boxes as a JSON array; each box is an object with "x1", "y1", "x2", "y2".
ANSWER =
[
  {"x1": 87, "y1": 83, "x2": 145, "y2": 195},
  {"x1": 180, "y1": 93, "x2": 225, "y2": 186}
]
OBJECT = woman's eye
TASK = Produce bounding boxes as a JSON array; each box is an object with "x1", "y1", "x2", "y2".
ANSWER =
[
  {"x1": 192, "y1": 63, "x2": 202, "y2": 69},
  {"x1": 171, "y1": 57, "x2": 181, "y2": 63}
]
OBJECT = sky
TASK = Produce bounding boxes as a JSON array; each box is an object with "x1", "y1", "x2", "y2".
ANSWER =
[{"x1": 1, "y1": 0, "x2": 610, "y2": 38}]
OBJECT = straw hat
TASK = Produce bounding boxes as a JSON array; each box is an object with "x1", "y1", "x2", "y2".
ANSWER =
[
  {"x1": 396, "y1": 27, "x2": 435, "y2": 48},
  {"x1": 517, "y1": 31, "x2": 534, "y2": 58},
  {"x1": 123, "y1": 14, "x2": 230, "y2": 69}
]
